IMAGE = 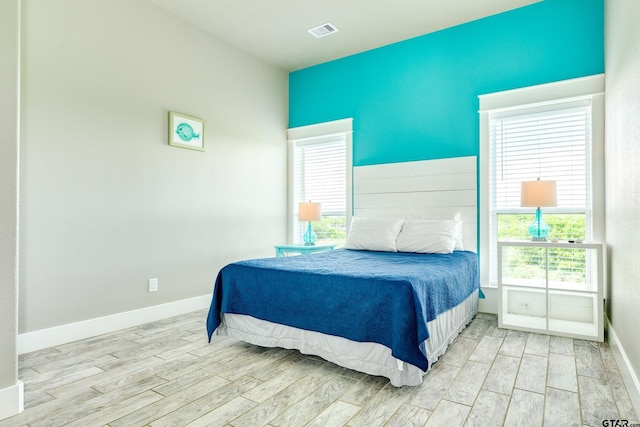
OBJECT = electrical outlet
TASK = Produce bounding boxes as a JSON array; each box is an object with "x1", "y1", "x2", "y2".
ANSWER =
[{"x1": 148, "y1": 278, "x2": 158, "y2": 292}]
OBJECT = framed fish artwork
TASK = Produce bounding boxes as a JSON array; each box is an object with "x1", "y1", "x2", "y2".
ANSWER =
[{"x1": 168, "y1": 111, "x2": 205, "y2": 151}]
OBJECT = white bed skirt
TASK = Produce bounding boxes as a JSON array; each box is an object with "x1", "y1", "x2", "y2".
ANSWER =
[{"x1": 214, "y1": 290, "x2": 479, "y2": 387}]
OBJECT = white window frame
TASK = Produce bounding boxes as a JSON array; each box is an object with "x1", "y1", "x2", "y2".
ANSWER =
[
  {"x1": 287, "y1": 118, "x2": 353, "y2": 244},
  {"x1": 479, "y1": 75, "x2": 604, "y2": 288}
]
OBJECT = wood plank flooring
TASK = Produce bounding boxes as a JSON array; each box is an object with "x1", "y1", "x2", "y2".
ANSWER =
[{"x1": 2, "y1": 310, "x2": 637, "y2": 426}]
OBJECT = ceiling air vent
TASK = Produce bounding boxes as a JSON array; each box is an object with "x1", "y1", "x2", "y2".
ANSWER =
[{"x1": 308, "y1": 23, "x2": 339, "y2": 38}]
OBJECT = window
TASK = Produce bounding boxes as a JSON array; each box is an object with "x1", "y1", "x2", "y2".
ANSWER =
[
  {"x1": 479, "y1": 75, "x2": 604, "y2": 287},
  {"x1": 287, "y1": 119, "x2": 353, "y2": 246},
  {"x1": 491, "y1": 101, "x2": 592, "y2": 285}
]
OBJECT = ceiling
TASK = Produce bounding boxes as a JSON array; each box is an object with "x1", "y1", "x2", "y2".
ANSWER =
[{"x1": 150, "y1": 0, "x2": 541, "y2": 71}]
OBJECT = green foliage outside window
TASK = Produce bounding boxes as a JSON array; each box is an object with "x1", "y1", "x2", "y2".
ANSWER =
[
  {"x1": 314, "y1": 216, "x2": 347, "y2": 246},
  {"x1": 498, "y1": 214, "x2": 587, "y2": 284},
  {"x1": 497, "y1": 214, "x2": 586, "y2": 241}
]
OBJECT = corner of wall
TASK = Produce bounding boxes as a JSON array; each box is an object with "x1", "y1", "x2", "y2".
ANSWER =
[{"x1": 0, "y1": 381, "x2": 23, "y2": 421}]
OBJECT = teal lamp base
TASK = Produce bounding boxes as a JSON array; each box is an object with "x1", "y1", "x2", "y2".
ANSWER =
[
  {"x1": 528, "y1": 207, "x2": 551, "y2": 241},
  {"x1": 303, "y1": 221, "x2": 317, "y2": 246}
]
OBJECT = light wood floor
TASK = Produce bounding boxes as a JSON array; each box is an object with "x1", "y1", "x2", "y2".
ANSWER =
[{"x1": 2, "y1": 309, "x2": 638, "y2": 427}]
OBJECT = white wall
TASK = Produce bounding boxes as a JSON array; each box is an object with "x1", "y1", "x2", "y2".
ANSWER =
[
  {"x1": 0, "y1": 0, "x2": 23, "y2": 419},
  {"x1": 19, "y1": 0, "x2": 288, "y2": 333},
  {"x1": 605, "y1": 0, "x2": 640, "y2": 404}
]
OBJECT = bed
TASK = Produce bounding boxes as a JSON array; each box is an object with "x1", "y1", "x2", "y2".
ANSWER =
[
  {"x1": 207, "y1": 156, "x2": 479, "y2": 386},
  {"x1": 207, "y1": 248, "x2": 479, "y2": 386}
]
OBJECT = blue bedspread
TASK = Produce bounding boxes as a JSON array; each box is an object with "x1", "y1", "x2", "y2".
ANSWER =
[{"x1": 207, "y1": 249, "x2": 479, "y2": 371}]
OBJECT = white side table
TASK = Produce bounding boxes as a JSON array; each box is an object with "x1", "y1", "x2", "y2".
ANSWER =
[{"x1": 497, "y1": 240, "x2": 604, "y2": 341}]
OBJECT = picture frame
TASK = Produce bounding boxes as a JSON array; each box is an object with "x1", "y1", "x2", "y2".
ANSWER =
[{"x1": 168, "y1": 111, "x2": 205, "y2": 151}]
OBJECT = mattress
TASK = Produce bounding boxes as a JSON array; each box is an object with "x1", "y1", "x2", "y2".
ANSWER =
[{"x1": 214, "y1": 289, "x2": 478, "y2": 387}]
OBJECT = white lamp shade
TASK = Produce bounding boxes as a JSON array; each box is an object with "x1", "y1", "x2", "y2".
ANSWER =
[
  {"x1": 521, "y1": 180, "x2": 557, "y2": 208},
  {"x1": 298, "y1": 202, "x2": 321, "y2": 221}
]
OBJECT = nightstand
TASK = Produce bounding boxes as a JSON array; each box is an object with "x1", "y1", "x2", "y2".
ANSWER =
[
  {"x1": 497, "y1": 240, "x2": 604, "y2": 341},
  {"x1": 274, "y1": 244, "x2": 336, "y2": 257}
]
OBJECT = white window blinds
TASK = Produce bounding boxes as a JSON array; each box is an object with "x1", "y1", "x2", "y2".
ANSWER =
[
  {"x1": 490, "y1": 99, "x2": 592, "y2": 214},
  {"x1": 293, "y1": 136, "x2": 347, "y2": 216},
  {"x1": 292, "y1": 134, "x2": 347, "y2": 244}
]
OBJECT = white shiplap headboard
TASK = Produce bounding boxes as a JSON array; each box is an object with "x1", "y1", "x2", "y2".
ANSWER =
[{"x1": 353, "y1": 156, "x2": 478, "y2": 252}]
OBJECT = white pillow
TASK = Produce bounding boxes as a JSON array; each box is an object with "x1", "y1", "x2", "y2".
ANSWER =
[
  {"x1": 407, "y1": 212, "x2": 464, "y2": 250},
  {"x1": 345, "y1": 217, "x2": 404, "y2": 252},
  {"x1": 396, "y1": 219, "x2": 459, "y2": 254},
  {"x1": 451, "y1": 220, "x2": 464, "y2": 250}
]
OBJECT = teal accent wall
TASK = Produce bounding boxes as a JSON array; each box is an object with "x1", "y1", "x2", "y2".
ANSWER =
[{"x1": 289, "y1": 0, "x2": 604, "y2": 166}]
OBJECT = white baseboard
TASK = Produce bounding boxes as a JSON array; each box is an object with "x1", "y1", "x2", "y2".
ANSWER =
[
  {"x1": 0, "y1": 381, "x2": 23, "y2": 421},
  {"x1": 17, "y1": 294, "x2": 212, "y2": 355},
  {"x1": 607, "y1": 317, "x2": 640, "y2": 417}
]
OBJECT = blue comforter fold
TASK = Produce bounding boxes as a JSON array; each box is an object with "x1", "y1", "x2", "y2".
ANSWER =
[{"x1": 207, "y1": 249, "x2": 479, "y2": 370}]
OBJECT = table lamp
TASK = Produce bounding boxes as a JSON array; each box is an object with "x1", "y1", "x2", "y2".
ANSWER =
[
  {"x1": 298, "y1": 201, "x2": 321, "y2": 246},
  {"x1": 521, "y1": 179, "x2": 557, "y2": 241}
]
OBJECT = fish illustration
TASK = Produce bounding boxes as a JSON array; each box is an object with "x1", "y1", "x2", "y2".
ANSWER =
[{"x1": 175, "y1": 122, "x2": 200, "y2": 142}]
